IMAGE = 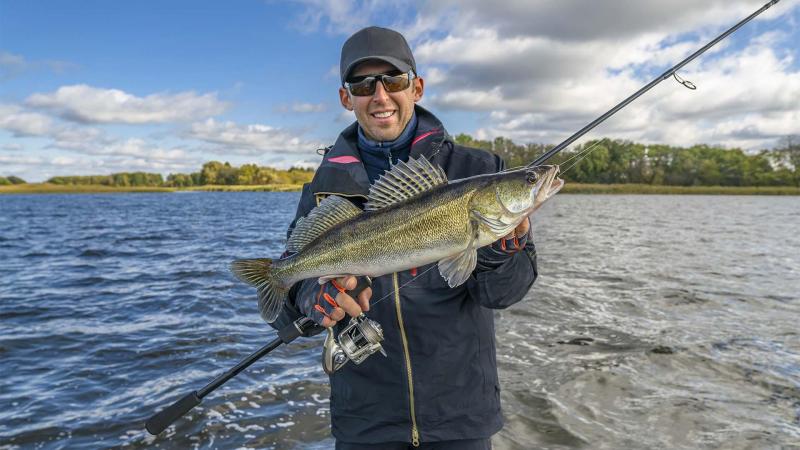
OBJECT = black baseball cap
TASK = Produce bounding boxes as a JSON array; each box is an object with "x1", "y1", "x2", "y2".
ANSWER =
[{"x1": 340, "y1": 26, "x2": 416, "y2": 84}]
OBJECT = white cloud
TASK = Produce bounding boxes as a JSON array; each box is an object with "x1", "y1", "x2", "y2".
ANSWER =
[
  {"x1": 0, "y1": 104, "x2": 55, "y2": 137},
  {"x1": 186, "y1": 118, "x2": 322, "y2": 154},
  {"x1": 26, "y1": 84, "x2": 228, "y2": 124},
  {"x1": 276, "y1": 102, "x2": 328, "y2": 113},
  {"x1": 0, "y1": 51, "x2": 74, "y2": 79},
  {"x1": 1, "y1": 143, "x2": 23, "y2": 151},
  {"x1": 291, "y1": 0, "x2": 800, "y2": 151},
  {"x1": 289, "y1": 0, "x2": 417, "y2": 35},
  {"x1": 1, "y1": 151, "x2": 202, "y2": 182}
]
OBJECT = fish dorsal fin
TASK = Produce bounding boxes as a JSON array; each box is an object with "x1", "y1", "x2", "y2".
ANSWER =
[
  {"x1": 365, "y1": 156, "x2": 448, "y2": 211},
  {"x1": 286, "y1": 195, "x2": 361, "y2": 252}
]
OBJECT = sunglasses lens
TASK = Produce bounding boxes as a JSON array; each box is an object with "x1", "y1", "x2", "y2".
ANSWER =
[
  {"x1": 382, "y1": 74, "x2": 410, "y2": 92},
  {"x1": 348, "y1": 77, "x2": 377, "y2": 96},
  {"x1": 347, "y1": 72, "x2": 412, "y2": 96}
]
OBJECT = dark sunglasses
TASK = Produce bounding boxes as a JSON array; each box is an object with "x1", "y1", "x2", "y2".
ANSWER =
[{"x1": 344, "y1": 71, "x2": 415, "y2": 96}]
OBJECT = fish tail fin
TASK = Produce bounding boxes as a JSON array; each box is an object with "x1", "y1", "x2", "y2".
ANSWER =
[{"x1": 231, "y1": 258, "x2": 288, "y2": 323}]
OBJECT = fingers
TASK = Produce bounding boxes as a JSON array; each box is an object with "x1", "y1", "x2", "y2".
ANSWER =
[
  {"x1": 335, "y1": 291, "x2": 362, "y2": 317},
  {"x1": 357, "y1": 287, "x2": 372, "y2": 312},
  {"x1": 336, "y1": 275, "x2": 357, "y2": 290},
  {"x1": 516, "y1": 217, "x2": 530, "y2": 236},
  {"x1": 316, "y1": 276, "x2": 371, "y2": 328},
  {"x1": 503, "y1": 218, "x2": 531, "y2": 240}
]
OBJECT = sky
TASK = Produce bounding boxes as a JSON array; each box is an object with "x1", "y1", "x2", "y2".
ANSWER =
[{"x1": 1, "y1": 0, "x2": 798, "y2": 182}]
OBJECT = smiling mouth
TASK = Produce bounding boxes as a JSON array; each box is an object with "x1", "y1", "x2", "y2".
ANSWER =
[{"x1": 371, "y1": 111, "x2": 395, "y2": 119}]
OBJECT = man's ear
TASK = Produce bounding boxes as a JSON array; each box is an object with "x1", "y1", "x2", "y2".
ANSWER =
[
  {"x1": 339, "y1": 87, "x2": 354, "y2": 111},
  {"x1": 413, "y1": 77, "x2": 425, "y2": 102}
]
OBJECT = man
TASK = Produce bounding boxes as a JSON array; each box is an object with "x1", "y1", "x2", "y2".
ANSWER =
[{"x1": 271, "y1": 26, "x2": 538, "y2": 449}]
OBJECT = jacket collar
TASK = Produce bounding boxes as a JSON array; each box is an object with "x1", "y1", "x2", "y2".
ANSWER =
[{"x1": 312, "y1": 105, "x2": 451, "y2": 198}]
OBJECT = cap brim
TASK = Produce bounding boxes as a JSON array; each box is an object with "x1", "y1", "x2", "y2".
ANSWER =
[{"x1": 342, "y1": 56, "x2": 413, "y2": 82}]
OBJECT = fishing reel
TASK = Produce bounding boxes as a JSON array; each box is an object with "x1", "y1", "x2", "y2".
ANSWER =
[{"x1": 323, "y1": 314, "x2": 386, "y2": 374}]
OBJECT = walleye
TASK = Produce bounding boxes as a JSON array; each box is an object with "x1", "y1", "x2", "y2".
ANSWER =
[{"x1": 232, "y1": 157, "x2": 563, "y2": 323}]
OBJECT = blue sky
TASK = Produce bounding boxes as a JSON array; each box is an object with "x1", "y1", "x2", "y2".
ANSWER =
[{"x1": 1, "y1": 0, "x2": 798, "y2": 181}]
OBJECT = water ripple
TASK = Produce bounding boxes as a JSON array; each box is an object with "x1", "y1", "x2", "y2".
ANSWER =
[{"x1": 0, "y1": 193, "x2": 798, "y2": 449}]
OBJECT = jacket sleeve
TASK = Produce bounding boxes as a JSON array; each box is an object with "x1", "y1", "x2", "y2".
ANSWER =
[
  {"x1": 468, "y1": 242, "x2": 538, "y2": 309},
  {"x1": 466, "y1": 153, "x2": 539, "y2": 309},
  {"x1": 268, "y1": 184, "x2": 324, "y2": 334}
]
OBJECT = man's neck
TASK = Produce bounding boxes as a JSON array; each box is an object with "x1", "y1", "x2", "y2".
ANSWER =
[
  {"x1": 357, "y1": 113, "x2": 418, "y2": 158},
  {"x1": 357, "y1": 113, "x2": 418, "y2": 183}
]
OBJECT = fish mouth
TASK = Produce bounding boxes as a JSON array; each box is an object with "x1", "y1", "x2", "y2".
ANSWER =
[
  {"x1": 530, "y1": 165, "x2": 563, "y2": 211},
  {"x1": 542, "y1": 165, "x2": 564, "y2": 200}
]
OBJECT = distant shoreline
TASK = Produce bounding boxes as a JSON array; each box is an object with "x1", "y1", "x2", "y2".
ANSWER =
[
  {"x1": 0, "y1": 184, "x2": 304, "y2": 194},
  {"x1": 1, "y1": 183, "x2": 798, "y2": 195}
]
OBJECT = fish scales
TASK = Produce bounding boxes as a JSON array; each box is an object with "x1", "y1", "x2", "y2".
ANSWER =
[
  {"x1": 231, "y1": 159, "x2": 563, "y2": 323},
  {"x1": 275, "y1": 180, "x2": 479, "y2": 287}
]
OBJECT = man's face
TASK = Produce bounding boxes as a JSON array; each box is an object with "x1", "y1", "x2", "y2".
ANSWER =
[{"x1": 339, "y1": 61, "x2": 424, "y2": 142}]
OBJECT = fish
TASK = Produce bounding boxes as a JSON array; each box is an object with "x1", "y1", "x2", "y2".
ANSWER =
[{"x1": 231, "y1": 157, "x2": 564, "y2": 323}]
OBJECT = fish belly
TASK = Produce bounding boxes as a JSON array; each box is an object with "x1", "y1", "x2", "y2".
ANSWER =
[{"x1": 281, "y1": 191, "x2": 473, "y2": 285}]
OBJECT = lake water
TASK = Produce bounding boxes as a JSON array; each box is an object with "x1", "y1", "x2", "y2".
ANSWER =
[{"x1": 0, "y1": 193, "x2": 798, "y2": 449}]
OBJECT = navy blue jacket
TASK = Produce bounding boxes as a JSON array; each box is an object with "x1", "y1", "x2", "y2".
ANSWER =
[{"x1": 271, "y1": 105, "x2": 538, "y2": 444}]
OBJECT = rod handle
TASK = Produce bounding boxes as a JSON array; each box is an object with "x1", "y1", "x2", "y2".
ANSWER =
[{"x1": 145, "y1": 391, "x2": 202, "y2": 435}]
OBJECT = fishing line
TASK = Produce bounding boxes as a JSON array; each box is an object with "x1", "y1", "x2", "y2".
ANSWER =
[
  {"x1": 560, "y1": 139, "x2": 608, "y2": 175},
  {"x1": 366, "y1": 265, "x2": 438, "y2": 310},
  {"x1": 500, "y1": 139, "x2": 603, "y2": 175},
  {"x1": 558, "y1": 139, "x2": 605, "y2": 171}
]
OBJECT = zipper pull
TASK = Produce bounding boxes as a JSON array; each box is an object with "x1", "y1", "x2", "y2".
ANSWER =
[{"x1": 412, "y1": 427, "x2": 420, "y2": 447}]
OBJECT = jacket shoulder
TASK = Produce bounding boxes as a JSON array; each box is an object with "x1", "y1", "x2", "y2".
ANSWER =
[{"x1": 447, "y1": 143, "x2": 503, "y2": 176}]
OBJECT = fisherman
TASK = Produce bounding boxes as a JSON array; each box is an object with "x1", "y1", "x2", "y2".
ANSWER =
[{"x1": 271, "y1": 26, "x2": 538, "y2": 450}]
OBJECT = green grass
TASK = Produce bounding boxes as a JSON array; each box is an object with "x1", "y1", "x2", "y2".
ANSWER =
[
  {"x1": 181, "y1": 184, "x2": 304, "y2": 192},
  {"x1": 560, "y1": 183, "x2": 800, "y2": 195},
  {"x1": 0, "y1": 184, "x2": 176, "y2": 194},
  {"x1": 0, "y1": 183, "x2": 305, "y2": 194},
  {"x1": 3, "y1": 182, "x2": 799, "y2": 195}
]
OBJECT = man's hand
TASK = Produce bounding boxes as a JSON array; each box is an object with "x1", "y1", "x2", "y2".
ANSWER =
[
  {"x1": 316, "y1": 276, "x2": 373, "y2": 328},
  {"x1": 504, "y1": 217, "x2": 531, "y2": 241}
]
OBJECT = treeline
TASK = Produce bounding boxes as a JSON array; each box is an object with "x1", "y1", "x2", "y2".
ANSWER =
[
  {"x1": 41, "y1": 162, "x2": 314, "y2": 187},
  {"x1": 9, "y1": 136, "x2": 799, "y2": 188},
  {"x1": 455, "y1": 134, "x2": 800, "y2": 187},
  {"x1": 48, "y1": 172, "x2": 164, "y2": 186},
  {"x1": 164, "y1": 161, "x2": 313, "y2": 187},
  {"x1": 0, "y1": 176, "x2": 26, "y2": 185}
]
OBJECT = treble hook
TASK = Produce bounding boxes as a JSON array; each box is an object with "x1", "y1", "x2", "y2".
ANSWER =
[{"x1": 673, "y1": 72, "x2": 697, "y2": 90}]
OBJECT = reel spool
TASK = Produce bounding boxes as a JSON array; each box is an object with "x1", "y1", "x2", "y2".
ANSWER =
[{"x1": 323, "y1": 314, "x2": 386, "y2": 374}]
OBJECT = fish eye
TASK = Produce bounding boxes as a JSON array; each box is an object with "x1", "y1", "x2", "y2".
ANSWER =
[{"x1": 526, "y1": 171, "x2": 538, "y2": 184}]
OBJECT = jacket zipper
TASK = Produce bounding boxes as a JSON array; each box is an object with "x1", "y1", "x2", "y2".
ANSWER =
[{"x1": 393, "y1": 273, "x2": 420, "y2": 447}]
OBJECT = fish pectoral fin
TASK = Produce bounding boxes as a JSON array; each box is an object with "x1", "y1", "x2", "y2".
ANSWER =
[
  {"x1": 438, "y1": 248, "x2": 478, "y2": 288},
  {"x1": 317, "y1": 274, "x2": 352, "y2": 285},
  {"x1": 472, "y1": 210, "x2": 510, "y2": 235}
]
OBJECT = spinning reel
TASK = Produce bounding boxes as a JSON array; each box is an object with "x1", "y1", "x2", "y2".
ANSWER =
[{"x1": 323, "y1": 313, "x2": 386, "y2": 374}]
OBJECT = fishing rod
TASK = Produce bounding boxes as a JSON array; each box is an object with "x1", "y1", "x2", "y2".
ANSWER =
[
  {"x1": 145, "y1": 278, "x2": 376, "y2": 435},
  {"x1": 146, "y1": 1, "x2": 783, "y2": 435},
  {"x1": 528, "y1": 0, "x2": 782, "y2": 168}
]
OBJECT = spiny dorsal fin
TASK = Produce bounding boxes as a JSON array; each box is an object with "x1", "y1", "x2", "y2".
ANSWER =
[
  {"x1": 287, "y1": 195, "x2": 361, "y2": 252},
  {"x1": 365, "y1": 156, "x2": 448, "y2": 211}
]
